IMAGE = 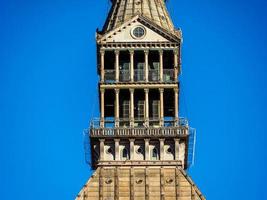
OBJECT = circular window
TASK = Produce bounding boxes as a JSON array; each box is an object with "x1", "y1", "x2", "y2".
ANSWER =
[{"x1": 132, "y1": 26, "x2": 146, "y2": 39}]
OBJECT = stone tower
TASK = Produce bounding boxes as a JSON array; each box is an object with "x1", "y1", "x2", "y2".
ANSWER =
[{"x1": 76, "y1": 0, "x2": 205, "y2": 199}]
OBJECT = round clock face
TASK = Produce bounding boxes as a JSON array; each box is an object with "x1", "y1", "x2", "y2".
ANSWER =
[{"x1": 131, "y1": 26, "x2": 146, "y2": 39}]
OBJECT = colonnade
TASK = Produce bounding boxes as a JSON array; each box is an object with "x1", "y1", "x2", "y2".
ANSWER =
[
  {"x1": 100, "y1": 88, "x2": 179, "y2": 127},
  {"x1": 100, "y1": 49, "x2": 179, "y2": 82}
]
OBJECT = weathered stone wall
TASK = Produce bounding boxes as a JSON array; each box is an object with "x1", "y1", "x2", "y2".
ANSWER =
[{"x1": 76, "y1": 167, "x2": 205, "y2": 200}]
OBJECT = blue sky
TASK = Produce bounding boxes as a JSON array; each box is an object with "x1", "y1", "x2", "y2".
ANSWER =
[{"x1": 0, "y1": 0, "x2": 267, "y2": 199}]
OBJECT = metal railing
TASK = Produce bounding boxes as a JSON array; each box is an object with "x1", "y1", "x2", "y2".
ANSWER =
[
  {"x1": 103, "y1": 69, "x2": 175, "y2": 82},
  {"x1": 163, "y1": 69, "x2": 175, "y2": 82},
  {"x1": 90, "y1": 117, "x2": 188, "y2": 128},
  {"x1": 119, "y1": 70, "x2": 130, "y2": 82}
]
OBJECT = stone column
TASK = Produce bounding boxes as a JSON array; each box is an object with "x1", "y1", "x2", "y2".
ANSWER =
[
  {"x1": 145, "y1": 139, "x2": 150, "y2": 160},
  {"x1": 99, "y1": 139, "x2": 105, "y2": 161},
  {"x1": 100, "y1": 88, "x2": 105, "y2": 128},
  {"x1": 129, "y1": 50, "x2": 134, "y2": 82},
  {"x1": 174, "y1": 49, "x2": 179, "y2": 82},
  {"x1": 174, "y1": 138, "x2": 180, "y2": 160},
  {"x1": 115, "y1": 89, "x2": 120, "y2": 127},
  {"x1": 174, "y1": 88, "x2": 179, "y2": 126},
  {"x1": 129, "y1": 139, "x2": 135, "y2": 160},
  {"x1": 130, "y1": 89, "x2": 135, "y2": 127},
  {"x1": 115, "y1": 139, "x2": 120, "y2": 161},
  {"x1": 144, "y1": 89, "x2": 149, "y2": 126},
  {"x1": 115, "y1": 50, "x2": 120, "y2": 82},
  {"x1": 100, "y1": 49, "x2": 105, "y2": 82},
  {"x1": 159, "y1": 138, "x2": 165, "y2": 161},
  {"x1": 159, "y1": 88, "x2": 164, "y2": 126},
  {"x1": 159, "y1": 49, "x2": 163, "y2": 81},
  {"x1": 144, "y1": 49, "x2": 149, "y2": 82}
]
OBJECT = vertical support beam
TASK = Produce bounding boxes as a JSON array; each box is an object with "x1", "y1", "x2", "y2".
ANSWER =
[
  {"x1": 129, "y1": 138, "x2": 135, "y2": 160},
  {"x1": 115, "y1": 49, "x2": 120, "y2": 82},
  {"x1": 130, "y1": 89, "x2": 135, "y2": 127},
  {"x1": 129, "y1": 49, "x2": 134, "y2": 82},
  {"x1": 144, "y1": 88, "x2": 149, "y2": 126},
  {"x1": 159, "y1": 88, "x2": 164, "y2": 126},
  {"x1": 159, "y1": 49, "x2": 163, "y2": 82},
  {"x1": 115, "y1": 139, "x2": 120, "y2": 161},
  {"x1": 100, "y1": 49, "x2": 105, "y2": 82},
  {"x1": 99, "y1": 139, "x2": 105, "y2": 161},
  {"x1": 174, "y1": 49, "x2": 179, "y2": 81},
  {"x1": 145, "y1": 138, "x2": 150, "y2": 160},
  {"x1": 159, "y1": 138, "x2": 165, "y2": 161},
  {"x1": 100, "y1": 88, "x2": 105, "y2": 128},
  {"x1": 174, "y1": 138, "x2": 180, "y2": 160},
  {"x1": 174, "y1": 88, "x2": 179, "y2": 126},
  {"x1": 144, "y1": 49, "x2": 149, "y2": 82},
  {"x1": 115, "y1": 89, "x2": 120, "y2": 127}
]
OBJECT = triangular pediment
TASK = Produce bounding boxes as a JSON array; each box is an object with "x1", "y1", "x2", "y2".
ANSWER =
[{"x1": 97, "y1": 15, "x2": 181, "y2": 44}]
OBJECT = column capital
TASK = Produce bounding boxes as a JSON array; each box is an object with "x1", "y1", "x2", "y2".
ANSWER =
[
  {"x1": 114, "y1": 138, "x2": 120, "y2": 142},
  {"x1": 115, "y1": 88, "x2": 120, "y2": 94},
  {"x1": 144, "y1": 138, "x2": 150, "y2": 142},
  {"x1": 174, "y1": 88, "x2": 179, "y2": 93},
  {"x1": 129, "y1": 138, "x2": 135, "y2": 142},
  {"x1": 114, "y1": 49, "x2": 120, "y2": 55},
  {"x1": 99, "y1": 139, "x2": 105, "y2": 142},
  {"x1": 100, "y1": 49, "x2": 105, "y2": 55},
  {"x1": 159, "y1": 138, "x2": 165, "y2": 142},
  {"x1": 174, "y1": 138, "x2": 180, "y2": 142},
  {"x1": 100, "y1": 88, "x2": 105, "y2": 93},
  {"x1": 144, "y1": 49, "x2": 149, "y2": 55},
  {"x1": 144, "y1": 88, "x2": 149, "y2": 93},
  {"x1": 129, "y1": 88, "x2": 135, "y2": 93},
  {"x1": 173, "y1": 48, "x2": 179, "y2": 55},
  {"x1": 158, "y1": 49, "x2": 164, "y2": 55},
  {"x1": 129, "y1": 49, "x2": 135, "y2": 55},
  {"x1": 159, "y1": 88, "x2": 164, "y2": 93}
]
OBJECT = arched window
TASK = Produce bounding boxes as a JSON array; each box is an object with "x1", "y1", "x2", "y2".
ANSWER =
[
  {"x1": 121, "y1": 147, "x2": 129, "y2": 160},
  {"x1": 151, "y1": 147, "x2": 158, "y2": 160}
]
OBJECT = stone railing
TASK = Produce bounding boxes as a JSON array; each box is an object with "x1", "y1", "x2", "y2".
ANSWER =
[{"x1": 90, "y1": 126, "x2": 188, "y2": 138}]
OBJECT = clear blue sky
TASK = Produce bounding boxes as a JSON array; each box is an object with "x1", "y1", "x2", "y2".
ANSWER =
[{"x1": 0, "y1": 0, "x2": 267, "y2": 199}]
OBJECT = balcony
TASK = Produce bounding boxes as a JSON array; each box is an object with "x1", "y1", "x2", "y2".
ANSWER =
[
  {"x1": 103, "y1": 69, "x2": 175, "y2": 83},
  {"x1": 89, "y1": 117, "x2": 189, "y2": 138}
]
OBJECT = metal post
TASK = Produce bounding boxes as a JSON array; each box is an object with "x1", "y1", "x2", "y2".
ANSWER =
[
  {"x1": 174, "y1": 88, "x2": 179, "y2": 126},
  {"x1": 144, "y1": 88, "x2": 149, "y2": 126},
  {"x1": 115, "y1": 89, "x2": 120, "y2": 127},
  {"x1": 144, "y1": 50, "x2": 149, "y2": 82},
  {"x1": 159, "y1": 49, "x2": 163, "y2": 81},
  {"x1": 159, "y1": 88, "x2": 164, "y2": 126},
  {"x1": 100, "y1": 49, "x2": 105, "y2": 82},
  {"x1": 174, "y1": 49, "x2": 179, "y2": 81},
  {"x1": 130, "y1": 89, "x2": 135, "y2": 127},
  {"x1": 100, "y1": 88, "x2": 105, "y2": 128},
  {"x1": 130, "y1": 50, "x2": 134, "y2": 82},
  {"x1": 115, "y1": 49, "x2": 120, "y2": 82}
]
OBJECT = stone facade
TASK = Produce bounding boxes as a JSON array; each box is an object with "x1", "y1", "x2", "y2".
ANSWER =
[{"x1": 76, "y1": 0, "x2": 205, "y2": 199}]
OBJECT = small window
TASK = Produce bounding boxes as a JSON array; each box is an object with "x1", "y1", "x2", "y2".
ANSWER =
[
  {"x1": 121, "y1": 148, "x2": 129, "y2": 160},
  {"x1": 151, "y1": 147, "x2": 158, "y2": 160}
]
